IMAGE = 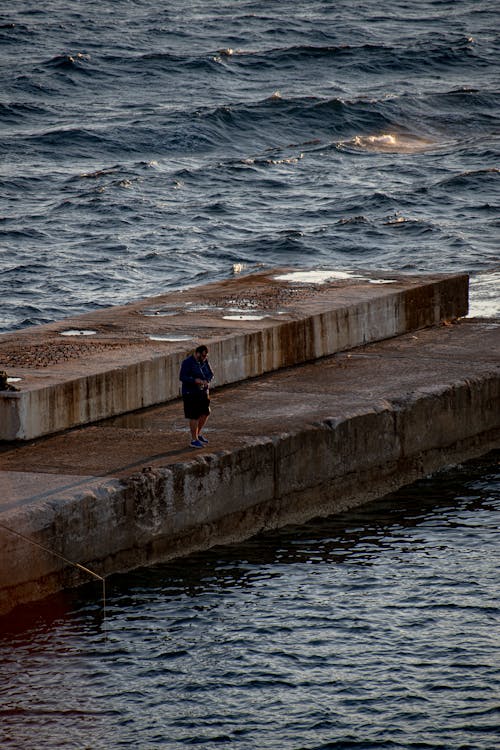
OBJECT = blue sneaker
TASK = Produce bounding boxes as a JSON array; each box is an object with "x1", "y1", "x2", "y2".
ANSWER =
[
  {"x1": 198, "y1": 434, "x2": 209, "y2": 444},
  {"x1": 190, "y1": 439, "x2": 203, "y2": 448}
]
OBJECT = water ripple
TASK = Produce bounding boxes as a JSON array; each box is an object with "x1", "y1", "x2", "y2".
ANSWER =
[{"x1": 1, "y1": 454, "x2": 499, "y2": 749}]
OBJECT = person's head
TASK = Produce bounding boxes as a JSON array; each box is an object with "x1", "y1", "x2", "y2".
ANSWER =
[{"x1": 194, "y1": 345, "x2": 208, "y2": 362}]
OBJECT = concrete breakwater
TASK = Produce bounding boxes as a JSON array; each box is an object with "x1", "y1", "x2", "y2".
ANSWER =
[
  {"x1": 1, "y1": 271, "x2": 499, "y2": 617},
  {"x1": 0, "y1": 268, "x2": 467, "y2": 441}
]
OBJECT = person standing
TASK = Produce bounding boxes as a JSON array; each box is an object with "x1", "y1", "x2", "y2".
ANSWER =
[{"x1": 179, "y1": 344, "x2": 214, "y2": 448}]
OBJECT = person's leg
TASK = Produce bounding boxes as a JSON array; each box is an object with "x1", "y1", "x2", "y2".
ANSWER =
[
  {"x1": 185, "y1": 394, "x2": 202, "y2": 442},
  {"x1": 189, "y1": 418, "x2": 199, "y2": 440},
  {"x1": 197, "y1": 413, "x2": 208, "y2": 435}
]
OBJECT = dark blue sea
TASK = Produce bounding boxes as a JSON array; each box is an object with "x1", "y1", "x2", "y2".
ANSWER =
[{"x1": 1, "y1": 1, "x2": 499, "y2": 748}]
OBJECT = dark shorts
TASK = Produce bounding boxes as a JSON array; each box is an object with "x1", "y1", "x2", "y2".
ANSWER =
[{"x1": 183, "y1": 391, "x2": 211, "y2": 420}]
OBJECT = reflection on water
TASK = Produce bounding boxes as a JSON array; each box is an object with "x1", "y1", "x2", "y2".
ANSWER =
[{"x1": 1, "y1": 452, "x2": 499, "y2": 749}]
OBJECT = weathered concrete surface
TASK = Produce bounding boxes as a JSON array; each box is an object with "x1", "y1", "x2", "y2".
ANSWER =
[
  {"x1": 0, "y1": 317, "x2": 498, "y2": 616},
  {"x1": 0, "y1": 269, "x2": 467, "y2": 440}
]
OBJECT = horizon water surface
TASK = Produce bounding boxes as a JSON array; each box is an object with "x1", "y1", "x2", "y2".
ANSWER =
[{"x1": 1, "y1": 1, "x2": 499, "y2": 748}]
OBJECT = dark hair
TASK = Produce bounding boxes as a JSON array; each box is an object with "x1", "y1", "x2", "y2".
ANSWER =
[{"x1": 195, "y1": 345, "x2": 208, "y2": 355}]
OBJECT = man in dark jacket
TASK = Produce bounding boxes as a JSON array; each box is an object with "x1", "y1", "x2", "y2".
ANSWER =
[{"x1": 179, "y1": 344, "x2": 214, "y2": 448}]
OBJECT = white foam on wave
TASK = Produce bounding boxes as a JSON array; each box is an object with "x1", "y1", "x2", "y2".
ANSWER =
[
  {"x1": 232, "y1": 263, "x2": 247, "y2": 275},
  {"x1": 340, "y1": 132, "x2": 435, "y2": 154},
  {"x1": 469, "y1": 272, "x2": 500, "y2": 318}
]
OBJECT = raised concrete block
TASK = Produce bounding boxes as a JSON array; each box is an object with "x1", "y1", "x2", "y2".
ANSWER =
[{"x1": 0, "y1": 269, "x2": 468, "y2": 440}]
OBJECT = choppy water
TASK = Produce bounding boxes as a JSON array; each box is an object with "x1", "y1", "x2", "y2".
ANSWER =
[
  {"x1": 1, "y1": 454, "x2": 499, "y2": 749},
  {"x1": 1, "y1": 0, "x2": 499, "y2": 333},
  {"x1": 1, "y1": 3, "x2": 499, "y2": 747}
]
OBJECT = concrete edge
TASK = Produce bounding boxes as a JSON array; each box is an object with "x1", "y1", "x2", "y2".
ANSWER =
[
  {"x1": 0, "y1": 273, "x2": 469, "y2": 441},
  {"x1": 1, "y1": 366, "x2": 498, "y2": 617}
]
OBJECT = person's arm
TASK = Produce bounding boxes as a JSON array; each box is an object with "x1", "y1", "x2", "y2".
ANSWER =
[
  {"x1": 180, "y1": 357, "x2": 197, "y2": 386},
  {"x1": 205, "y1": 361, "x2": 214, "y2": 383}
]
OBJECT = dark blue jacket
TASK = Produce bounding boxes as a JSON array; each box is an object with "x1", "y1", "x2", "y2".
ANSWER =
[{"x1": 179, "y1": 354, "x2": 214, "y2": 396}]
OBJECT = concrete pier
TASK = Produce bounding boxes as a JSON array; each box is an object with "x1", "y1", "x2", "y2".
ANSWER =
[
  {"x1": 0, "y1": 269, "x2": 467, "y2": 441},
  {"x1": 1, "y1": 271, "x2": 498, "y2": 617}
]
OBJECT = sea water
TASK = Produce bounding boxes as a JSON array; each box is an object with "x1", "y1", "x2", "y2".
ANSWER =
[
  {"x1": 1, "y1": 455, "x2": 499, "y2": 749},
  {"x1": 0, "y1": 2, "x2": 499, "y2": 747},
  {"x1": 1, "y1": 0, "x2": 498, "y2": 331}
]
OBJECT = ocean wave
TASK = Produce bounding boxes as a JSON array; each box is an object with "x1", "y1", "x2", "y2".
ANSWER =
[
  {"x1": 100, "y1": 50, "x2": 223, "y2": 77},
  {"x1": 0, "y1": 101, "x2": 49, "y2": 121},
  {"x1": 182, "y1": 94, "x2": 396, "y2": 149},
  {"x1": 0, "y1": 173, "x2": 48, "y2": 193},
  {"x1": 1, "y1": 0, "x2": 499, "y2": 337},
  {"x1": 76, "y1": 165, "x2": 123, "y2": 180},
  {"x1": 172, "y1": 89, "x2": 495, "y2": 153},
  {"x1": 0, "y1": 21, "x2": 32, "y2": 43},
  {"x1": 233, "y1": 234, "x2": 318, "y2": 262},
  {"x1": 435, "y1": 168, "x2": 499, "y2": 189},
  {"x1": 44, "y1": 53, "x2": 91, "y2": 71},
  {"x1": 411, "y1": 166, "x2": 500, "y2": 201},
  {"x1": 8, "y1": 73, "x2": 60, "y2": 98},
  {"x1": 382, "y1": 215, "x2": 436, "y2": 237},
  {"x1": 434, "y1": 87, "x2": 499, "y2": 106},
  {"x1": 227, "y1": 44, "x2": 350, "y2": 64},
  {"x1": 214, "y1": 35, "x2": 484, "y2": 74},
  {"x1": 4, "y1": 83, "x2": 496, "y2": 163},
  {"x1": 26, "y1": 33, "x2": 486, "y2": 94},
  {"x1": 0, "y1": 228, "x2": 49, "y2": 242},
  {"x1": 26, "y1": 126, "x2": 110, "y2": 148},
  {"x1": 336, "y1": 216, "x2": 370, "y2": 226},
  {"x1": 337, "y1": 132, "x2": 436, "y2": 154}
]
